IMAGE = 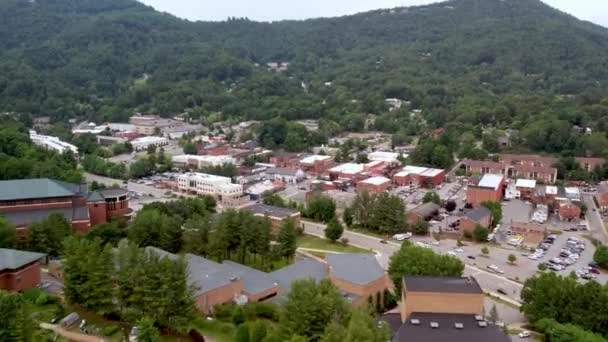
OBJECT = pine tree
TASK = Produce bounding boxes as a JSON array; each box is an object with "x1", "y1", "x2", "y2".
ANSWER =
[
  {"x1": 0, "y1": 291, "x2": 35, "y2": 341},
  {"x1": 136, "y1": 317, "x2": 160, "y2": 342},
  {"x1": 234, "y1": 324, "x2": 250, "y2": 342},
  {"x1": 324, "y1": 218, "x2": 344, "y2": 242},
  {"x1": 278, "y1": 218, "x2": 297, "y2": 260}
]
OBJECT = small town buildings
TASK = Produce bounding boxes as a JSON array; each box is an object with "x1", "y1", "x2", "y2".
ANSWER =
[
  {"x1": 408, "y1": 202, "x2": 440, "y2": 225},
  {"x1": 197, "y1": 143, "x2": 230, "y2": 156},
  {"x1": 265, "y1": 167, "x2": 305, "y2": 184},
  {"x1": 510, "y1": 222, "x2": 547, "y2": 245},
  {"x1": 0, "y1": 249, "x2": 46, "y2": 292},
  {"x1": 329, "y1": 163, "x2": 366, "y2": 180},
  {"x1": 393, "y1": 166, "x2": 445, "y2": 188},
  {"x1": 96, "y1": 135, "x2": 128, "y2": 146},
  {"x1": 596, "y1": 182, "x2": 608, "y2": 210},
  {"x1": 29, "y1": 130, "x2": 78, "y2": 156},
  {"x1": 357, "y1": 176, "x2": 392, "y2": 193},
  {"x1": 130, "y1": 136, "x2": 169, "y2": 151},
  {"x1": 368, "y1": 151, "x2": 401, "y2": 163},
  {"x1": 172, "y1": 155, "x2": 236, "y2": 169},
  {"x1": 269, "y1": 152, "x2": 301, "y2": 169},
  {"x1": 466, "y1": 174, "x2": 505, "y2": 207},
  {"x1": 242, "y1": 203, "x2": 301, "y2": 233},
  {"x1": 162, "y1": 124, "x2": 202, "y2": 140},
  {"x1": 244, "y1": 181, "x2": 284, "y2": 200},
  {"x1": 72, "y1": 122, "x2": 109, "y2": 135},
  {"x1": 557, "y1": 202, "x2": 581, "y2": 221},
  {"x1": 129, "y1": 115, "x2": 186, "y2": 136},
  {"x1": 87, "y1": 188, "x2": 131, "y2": 226},
  {"x1": 269, "y1": 258, "x2": 327, "y2": 300},
  {"x1": 515, "y1": 179, "x2": 536, "y2": 200},
  {"x1": 326, "y1": 253, "x2": 392, "y2": 307},
  {"x1": 459, "y1": 207, "x2": 492, "y2": 233},
  {"x1": 299, "y1": 155, "x2": 334, "y2": 174},
  {"x1": 177, "y1": 173, "x2": 244, "y2": 206}
]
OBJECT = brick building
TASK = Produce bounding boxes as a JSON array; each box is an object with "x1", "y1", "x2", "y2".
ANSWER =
[
  {"x1": 515, "y1": 179, "x2": 537, "y2": 200},
  {"x1": 242, "y1": 203, "x2": 301, "y2": 234},
  {"x1": 558, "y1": 202, "x2": 582, "y2": 221},
  {"x1": 466, "y1": 174, "x2": 505, "y2": 207},
  {"x1": 408, "y1": 202, "x2": 440, "y2": 225},
  {"x1": 393, "y1": 166, "x2": 445, "y2": 188},
  {"x1": 0, "y1": 249, "x2": 46, "y2": 292},
  {"x1": 197, "y1": 143, "x2": 230, "y2": 156},
  {"x1": 510, "y1": 222, "x2": 547, "y2": 245},
  {"x1": 87, "y1": 188, "x2": 131, "y2": 226},
  {"x1": 269, "y1": 152, "x2": 301, "y2": 169},
  {"x1": 357, "y1": 176, "x2": 392, "y2": 193},
  {"x1": 595, "y1": 183, "x2": 608, "y2": 210},
  {"x1": 329, "y1": 163, "x2": 365, "y2": 181},
  {"x1": 299, "y1": 155, "x2": 334, "y2": 174},
  {"x1": 459, "y1": 207, "x2": 492, "y2": 234}
]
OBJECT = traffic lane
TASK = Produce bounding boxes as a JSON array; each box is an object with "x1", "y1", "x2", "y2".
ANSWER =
[{"x1": 583, "y1": 194, "x2": 608, "y2": 243}]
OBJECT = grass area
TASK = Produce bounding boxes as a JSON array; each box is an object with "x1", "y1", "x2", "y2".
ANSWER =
[
  {"x1": 192, "y1": 318, "x2": 236, "y2": 342},
  {"x1": 297, "y1": 234, "x2": 372, "y2": 254}
]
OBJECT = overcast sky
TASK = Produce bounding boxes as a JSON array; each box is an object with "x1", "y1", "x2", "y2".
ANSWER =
[{"x1": 139, "y1": 0, "x2": 608, "y2": 27}]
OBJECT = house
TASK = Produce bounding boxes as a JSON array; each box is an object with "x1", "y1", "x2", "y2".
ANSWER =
[
  {"x1": 466, "y1": 174, "x2": 505, "y2": 207},
  {"x1": 0, "y1": 179, "x2": 93, "y2": 236},
  {"x1": 265, "y1": 167, "x2": 305, "y2": 184},
  {"x1": 596, "y1": 183, "x2": 608, "y2": 210},
  {"x1": 459, "y1": 207, "x2": 492, "y2": 233},
  {"x1": 326, "y1": 253, "x2": 391, "y2": 307},
  {"x1": 0, "y1": 249, "x2": 46, "y2": 292},
  {"x1": 393, "y1": 166, "x2": 445, "y2": 188},
  {"x1": 87, "y1": 188, "x2": 131, "y2": 226},
  {"x1": 242, "y1": 203, "x2": 301, "y2": 233},
  {"x1": 408, "y1": 202, "x2": 440, "y2": 225},
  {"x1": 357, "y1": 176, "x2": 391, "y2": 193},
  {"x1": 299, "y1": 155, "x2": 334, "y2": 174}
]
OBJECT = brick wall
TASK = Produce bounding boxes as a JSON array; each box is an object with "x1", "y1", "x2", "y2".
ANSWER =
[
  {"x1": 329, "y1": 274, "x2": 392, "y2": 308},
  {"x1": 400, "y1": 291, "x2": 484, "y2": 322},
  {"x1": 466, "y1": 187, "x2": 502, "y2": 207},
  {"x1": 0, "y1": 261, "x2": 42, "y2": 292},
  {"x1": 195, "y1": 280, "x2": 243, "y2": 314}
]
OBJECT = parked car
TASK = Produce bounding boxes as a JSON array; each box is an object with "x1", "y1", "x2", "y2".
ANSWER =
[
  {"x1": 393, "y1": 233, "x2": 412, "y2": 241},
  {"x1": 518, "y1": 331, "x2": 531, "y2": 338},
  {"x1": 590, "y1": 268, "x2": 601, "y2": 275},
  {"x1": 467, "y1": 255, "x2": 476, "y2": 260}
]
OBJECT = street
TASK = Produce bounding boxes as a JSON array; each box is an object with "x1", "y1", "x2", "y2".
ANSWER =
[{"x1": 583, "y1": 194, "x2": 608, "y2": 243}]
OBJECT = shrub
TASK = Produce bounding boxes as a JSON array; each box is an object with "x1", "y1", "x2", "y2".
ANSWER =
[
  {"x1": 245, "y1": 302, "x2": 279, "y2": 322},
  {"x1": 538, "y1": 263, "x2": 547, "y2": 271},
  {"x1": 22, "y1": 288, "x2": 44, "y2": 303},
  {"x1": 35, "y1": 292, "x2": 50, "y2": 305},
  {"x1": 213, "y1": 303, "x2": 236, "y2": 322},
  {"x1": 101, "y1": 325, "x2": 120, "y2": 336}
]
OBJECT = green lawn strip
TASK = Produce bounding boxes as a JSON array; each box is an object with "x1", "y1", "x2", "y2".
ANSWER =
[{"x1": 297, "y1": 234, "x2": 372, "y2": 254}]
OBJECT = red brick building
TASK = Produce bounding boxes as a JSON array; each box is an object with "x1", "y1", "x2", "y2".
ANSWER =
[
  {"x1": 329, "y1": 163, "x2": 365, "y2": 181},
  {"x1": 408, "y1": 202, "x2": 441, "y2": 225},
  {"x1": 393, "y1": 166, "x2": 445, "y2": 188},
  {"x1": 466, "y1": 174, "x2": 505, "y2": 207},
  {"x1": 357, "y1": 176, "x2": 391, "y2": 193},
  {"x1": 270, "y1": 152, "x2": 301, "y2": 168},
  {"x1": 197, "y1": 143, "x2": 229, "y2": 156},
  {"x1": 0, "y1": 249, "x2": 46, "y2": 292},
  {"x1": 459, "y1": 207, "x2": 492, "y2": 234},
  {"x1": 558, "y1": 202, "x2": 581, "y2": 221},
  {"x1": 596, "y1": 183, "x2": 608, "y2": 210},
  {"x1": 0, "y1": 178, "x2": 130, "y2": 237},
  {"x1": 299, "y1": 155, "x2": 334, "y2": 174}
]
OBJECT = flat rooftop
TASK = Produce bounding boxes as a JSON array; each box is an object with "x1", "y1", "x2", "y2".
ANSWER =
[
  {"x1": 329, "y1": 163, "x2": 364, "y2": 175},
  {"x1": 404, "y1": 276, "x2": 482, "y2": 294},
  {"x1": 327, "y1": 253, "x2": 384, "y2": 285},
  {"x1": 300, "y1": 155, "x2": 332, "y2": 164},
  {"x1": 0, "y1": 178, "x2": 81, "y2": 201},
  {"x1": 477, "y1": 174, "x2": 504, "y2": 190},
  {"x1": 395, "y1": 165, "x2": 443, "y2": 178},
  {"x1": 394, "y1": 313, "x2": 510, "y2": 342},
  {"x1": 0, "y1": 249, "x2": 46, "y2": 271},
  {"x1": 243, "y1": 203, "x2": 299, "y2": 219},
  {"x1": 360, "y1": 176, "x2": 391, "y2": 186},
  {"x1": 515, "y1": 179, "x2": 536, "y2": 189}
]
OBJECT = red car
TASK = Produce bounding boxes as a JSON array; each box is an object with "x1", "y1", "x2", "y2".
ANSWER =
[{"x1": 590, "y1": 268, "x2": 601, "y2": 275}]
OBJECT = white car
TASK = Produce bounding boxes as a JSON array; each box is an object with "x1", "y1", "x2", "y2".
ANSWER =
[
  {"x1": 453, "y1": 248, "x2": 464, "y2": 253},
  {"x1": 393, "y1": 233, "x2": 412, "y2": 241},
  {"x1": 518, "y1": 331, "x2": 531, "y2": 338},
  {"x1": 431, "y1": 241, "x2": 440, "y2": 246},
  {"x1": 416, "y1": 242, "x2": 431, "y2": 249},
  {"x1": 448, "y1": 251, "x2": 457, "y2": 256}
]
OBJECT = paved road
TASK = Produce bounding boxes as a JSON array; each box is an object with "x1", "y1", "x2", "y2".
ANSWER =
[
  {"x1": 84, "y1": 172, "x2": 168, "y2": 197},
  {"x1": 301, "y1": 220, "x2": 524, "y2": 303},
  {"x1": 583, "y1": 194, "x2": 608, "y2": 243}
]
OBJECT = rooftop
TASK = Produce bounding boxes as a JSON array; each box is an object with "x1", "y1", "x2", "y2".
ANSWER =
[
  {"x1": 368, "y1": 151, "x2": 400, "y2": 162},
  {"x1": 395, "y1": 165, "x2": 444, "y2": 178},
  {"x1": 476, "y1": 174, "x2": 504, "y2": 190},
  {"x1": 300, "y1": 155, "x2": 332, "y2": 164},
  {"x1": 131, "y1": 136, "x2": 169, "y2": 143},
  {"x1": 403, "y1": 276, "x2": 482, "y2": 294},
  {"x1": 2, "y1": 206, "x2": 90, "y2": 228},
  {"x1": 330, "y1": 163, "x2": 365, "y2": 175},
  {"x1": 465, "y1": 207, "x2": 492, "y2": 223},
  {"x1": 411, "y1": 202, "x2": 440, "y2": 218},
  {"x1": 178, "y1": 172, "x2": 232, "y2": 183},
  {"x1": 326, "y1": 253, "x2": 385, "y2": 285},
  {"x1": 269, "y1": 258, "x2": 327, "y2": 294},
  {"x1": 515, "y1": 179, "x2": 536, "y2": 189},
  {"x1": 266, "y1": 167, "x2": 301, "y2": 177},
  {"x1": 360, "y1": 176, "x2": 391, "y2": 186},
  {"x1": 0, "y1": 178, "x2": 83, "y2": 201},
  {"x1": 222, "y1": 261, "x2": 278, "y2": 295},
  {"x1": 0, "y1": 249, "x2": 46, "y2": 271},
  {"x1": 393, "y1": 313, "x2": 510, "y2": 342},
  {"x1": 243, "y1": 203, "x2": 299, "y2": 219}
]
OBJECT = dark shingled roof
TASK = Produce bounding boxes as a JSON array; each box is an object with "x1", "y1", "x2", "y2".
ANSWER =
[
  {"x1": 243, "y1": 203, "x2": 299, "y2": 219},
  {"x1": 0, "y1": 178, "x2": 84, "y2": 201},
  {"x1": 221, "y1": 261, "x2": 278, "y2": 295},
  {"x1": 465, "y1": 207, "x2": 491, "y2": 223},
  {"x1": 0, "y1": 249, "x2": 46, "y2": 271},
  {"x1": 404, "y1": 276, "x2": 482, "y2": 294},
  {"x1": 327, "y1": 253, "x2": 385, "y2": 285},
  {"x1": 2, "y1": 206, "x2": 89, "y2": 227},
  {"x1": 411, "y1": 202, "x2": 441, "y2": 218},
  {"x1": 270, "y1": 258, "x2": 327, "y2": 294},
  {"x1": 393, "y1": 313, "x2": 510, "y2": 342}
]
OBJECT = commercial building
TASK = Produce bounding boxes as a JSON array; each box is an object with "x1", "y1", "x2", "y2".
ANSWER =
[
  {"x1": 269, "y1": 152, "x2": 301, "y2": 169},
  {"x1": 408, "y1": 202, "x2": 440, "y2": 225},
  {"x1": 265, "y1": 168, "x2": 305, "y2": 184},
  {"x1": 510, "y1": 222, "x2": 547, "y2": 245},
  {"x1": 515, "y1": 179, "x2": 537, "y2": 200},
  {"x1": 96, "y1": 135, "x2": 127, "y2": 146},
  {"x1": 131, "y1": 136, "x2": 169, "y2": 151},
  {"x1": 466, "y1": 174, "x2": 505, "y2": 207},
  {"x1": 172, "y1": 155, "x2": 236, "y2": 169},
  {"x1": 72, "y1": 122, "x2": 108, "y2": 135},
  {"x1": 0, "y1": 249, "x2": 46, "y2": 292},
  {"x1": 329, "y1": 163, "x2": 365, "y2": 180},
  {"x1": 299, "y1": 155, "x2": 334, "y2": 174},
  {"x1": 87, "y1": 188, "x2": 131, "y2": 226},
  {"x1": 244, "y1": 181, "x2": 284, "y2": 201},
  {"x1": 29, "y1": 130, "x2": 78, "y2": 156},
  {"x1": 368, "y1": 151, "x2": 401, "y2": 163},
  {"x1": 177, "y1": 173, "x2": 244, "y2": 206},
  {"x1": 596, "y1": 183, "x2": 608, "y2": 209},
  {"x1": 393, "y1": 166, "x2": 445, "y2": 188},
  {"x1": 129, "y1": 114, "x2": 187, "y2": 136},
  {"x1": 242, "y1": 203, "x2": 301, "y2": 233},
  {"x1": 459, "y1": 207, "x2": 492, "y2": 234},
  {"x1": 357, "y1": 176, "x2": 392, "y2": 193},
  {"x1": 197, "y1": 143, "x2": 230, "y2": 156}
]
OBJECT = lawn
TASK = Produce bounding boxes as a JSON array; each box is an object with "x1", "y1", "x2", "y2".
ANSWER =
[{"x1": 297, "y1": 234, "x2": 372, "y2": 254}]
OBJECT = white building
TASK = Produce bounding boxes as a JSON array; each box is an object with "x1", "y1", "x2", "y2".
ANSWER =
[
  {"x1": 107, "y1": 123, "x2": 137, "y2": 132},
  {"x1": 131, "y1": 136, "x2": 169, "y2": 151},
  {"x1": 72, "y1": 122, "x2": 109, "y2": 135},
  {"x1": 177, "y1": 172, "x2": 244, "y2": 206},
  {"x1": 368, "y1": 151, "x2": 404, "y2": 163},
  {"x1": 265, "y1": 168, "x2": 305, "y2": 184},
  {"x1": 29, "y1": 130, "x2": 78, "y2": 155},
  {"x1": 172, "y1": 155, "x2": 236, "y2": 169}
]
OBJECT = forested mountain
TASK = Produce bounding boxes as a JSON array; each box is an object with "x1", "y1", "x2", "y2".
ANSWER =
[{"x1": 2, "y1": 0, "x2": 608, "y2": 148}]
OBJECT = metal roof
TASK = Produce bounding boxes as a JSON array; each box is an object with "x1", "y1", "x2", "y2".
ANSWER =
[
  {"x1": 222, "y1": 261, "x2": 278, "y2": 295},
  {"x1": 0, "y1": 249, "x2": 46, "y2": 271},
  {"x1": 0, "y1": 178, "x2": 80, "y2": 201},
  {"x1": 515, "y1": 179, "x2": 536, "y2": 189},
  {"x1": 326, "y1": 253, "x2": 384, "y2": 285},
  {"x1": 477, "y1": 174, "x2": 504, "y2": 190},
  {"x1": 465, "y1": 207, "x2": 492, "y2": 223},
  {"x1": 269, "y1": 258, "x2": 327, "y2": 294},
  {"x1": 243, "y1": 203, "x2": 299, "y2": 219},
  {"x1": 403, "y1": 276, "x2": 482, "y2": 294},
  {"x1": 2, "y1": 206, "x2": 89, "y2": 227}
]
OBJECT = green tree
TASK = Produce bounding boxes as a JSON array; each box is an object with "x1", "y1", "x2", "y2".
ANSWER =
[
  {"x1": 0, "y1": 291, "x2": 35, "y2": 341},
  {"x1": 413, "y1": 220, "x2": 429, "y2": 236},
  {"x1": 344, "y1": 309, "x2": 390, "y2": 342},
  {"x1": 182, "y1": 141, "x2": 197, "y2": 155},
  {"x1": 342, "y1": 207, "x2": 354, "y2": 227},
  {"x1": 28, "y1": 212, "x2": 71, "y2": 256},
  {"x1": 388, "y1": 241, "x2": 464, "y2": 293},
  {"x1": 263, "y1": 193, "x2": 286, "y2": 207},
  {"x1": 535, "y1": 318, "x2": 606, "y2": 342},
  {"x1": 481, "y1": 246, "x2": 490, "y2": 257},
  {"x1": 0, "y1": 216, "x2": 16, "y2": 248},
  {"x1": 250, "y1": 320, "x2": 268, "y2": 342},
  {"x1": 235, "y1": 324, "x2": 250, "y2": 342},
  {"x1": 593, "y1": 245, "x2": 608, "y2": 268},
  {"x1": 128, "y1": 209, "x2": 183, "y2": 252},
  {"x1": 324, "y1": 218, "x2": 344, "y2": 243},
  {"x1": 508, "y1": 254, "x2": 517, "y2": 264},
  {"x1": 422, "y1": 191, "x2": 441, "y2": 204},
  {"x1": 280, "y1": 279, "x2": 349, "y2": 340},
  {"x1": 278, "y1": 218, "x2": 297, "y2": 260},
  {"x1": 136, "y1": 317, "x2": 161, "y2": 342},
  {"x1": 472, "y1": 225, "x2": 489, "y2": 242},
  {"x1": 320, "y1": 321, "x2": 347, "y2": 342},
  {"x1": 182, "y1": 214, "x2": 211, "y2": 256},
  {"x1": 480, "y1": 201, "x2": 502, "y2": 227},
  {"x1": 306, "y1": 195, "x2": 337, "y2": 223},
  {"x1": 351, "y1": 191, "x2": 374, "y2": 229},
  {"x1": 488, "y1": 304, "x2": 499, "y2": 323},
  {"x1": 370, "y1": 193, "x2": 406, "y2": 235},
  {"x1": 85, "y1": 221, "x2": 126, "y2": 246}
]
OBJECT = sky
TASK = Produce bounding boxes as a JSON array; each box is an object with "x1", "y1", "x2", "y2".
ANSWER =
[{"x1": 139, "y1": 0, "x2": 608, "y2": 27}]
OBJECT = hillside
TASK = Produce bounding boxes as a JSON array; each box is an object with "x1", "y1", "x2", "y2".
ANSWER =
[{"x1": 2, "y1": 0, "x2": 608, "y2": 143}]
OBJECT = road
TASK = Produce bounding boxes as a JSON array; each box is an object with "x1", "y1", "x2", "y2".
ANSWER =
[
  {"x1": 301, "y1": 220, "x2": 524, "y2": 304},
  {"x1": 583, "y1": 194, "x2": 608, "y2": 243}
]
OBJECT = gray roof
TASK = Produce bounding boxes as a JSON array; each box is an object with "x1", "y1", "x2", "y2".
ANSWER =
[
  {"x1": 243, "y1": 203, "x2": 299, "y2": 219},
  {"x1": 270, "y1": 258, "x2": 327, "y2": 293},
  {"x1": 0, "y1": 249, "x2": 46, "y2": 271},
  {"x1": 187, "y1": 255, "x2": 239, "y2": 295},
  {"x1": 266, "y1": 167, "x2": 299, "y2": 176},
  {"x1": 2, "y1": 206, "x2": 89, "y2": 227},
  {"x1": 465, "y1": 207, "x2": 491, "y2": 223},
  {"x1": 99, "y1": 188, "x2": 128, "y2": 198},
  {"x1": 411, "y1": 202, "x2": 441, "y2": 218},
  {"x1": 403, "y1": 276, "x2": 482, "y2": 294},
  {"x1": 87, "y1": 191, "x2": 105, "y2": 202},
  {"x1": 326, "y1": 253, "x2": 384, "y2": 285},
  {"x1": 393, "y1": 313, "x2": 510, "y2": 342},
  {"x1": 598, "y1": 183, "x2": 608, "y2": 194},
  {"x1": 222, "y1": 261, "x2": 278, "y2": 295},
  {"x1": 0, "y1": 178, "x2": 83, "y2": 201}
]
